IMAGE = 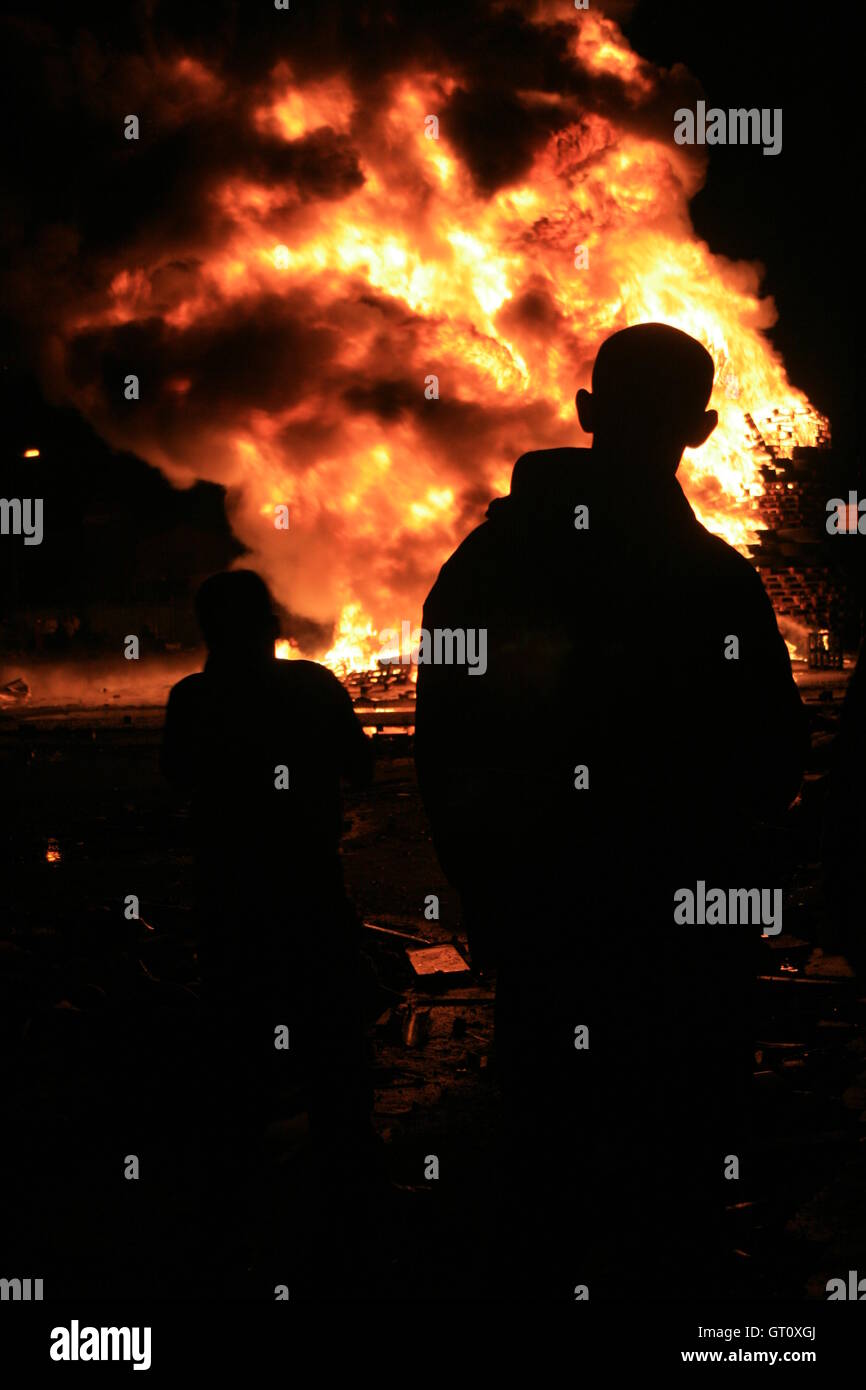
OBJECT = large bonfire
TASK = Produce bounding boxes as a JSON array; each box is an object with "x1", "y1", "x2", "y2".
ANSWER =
[{"x1": 35, "y1": 5, "x2": 825, "y2": 674}]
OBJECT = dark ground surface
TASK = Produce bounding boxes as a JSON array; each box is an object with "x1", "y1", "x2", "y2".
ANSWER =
[{"x1": 1, "y1": 665, "x2": 866, "y2": 1301}]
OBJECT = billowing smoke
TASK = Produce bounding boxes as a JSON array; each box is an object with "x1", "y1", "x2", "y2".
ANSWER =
[{"x1": 1, "y1": 0, "x2": 825, "y2": 661}]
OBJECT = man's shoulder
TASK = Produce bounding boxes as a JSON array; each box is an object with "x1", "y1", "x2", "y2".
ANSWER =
[
  {"x1": 426, "y1": 519, "x2": 498, "y2": 605},
  {"x1": 167, "y1": 672, "x2": 205, "y2": 703},
  {"x1": 510, "y1": 446, "x2": 586, "y2": 490},
  {"x1": 684, "y1": 518, "x2": 775, "y2": 617},
  {"x1": 690, "y1": 520, "x2": 764, "y2": 584},
  {"x1": 276, "y1": 656, "x2": 339, "y2": 680},
  {"x1": 273, "y1": 658, "x2": 347, "y2": 698}
]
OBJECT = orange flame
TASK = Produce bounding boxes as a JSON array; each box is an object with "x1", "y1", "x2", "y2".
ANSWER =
[{"x1": 61, "y1": 12, "x2": 827, "y2": 676}]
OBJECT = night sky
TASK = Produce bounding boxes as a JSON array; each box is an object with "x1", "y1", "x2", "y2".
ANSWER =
[{"x1": 625, "y1": 0, "x2": 859, "y2": 455}]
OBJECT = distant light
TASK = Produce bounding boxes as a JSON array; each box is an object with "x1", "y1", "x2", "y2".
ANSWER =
[
  {"x1": 23, "y1": 448, "x2": 40, "y2": 458},
  {"x1": 45, "y1": 839, "x2": 62, "y2": 864}
]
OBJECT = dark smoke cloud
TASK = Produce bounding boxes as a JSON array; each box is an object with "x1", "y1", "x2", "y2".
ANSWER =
[
  {"x1": 0, "y1": 0, "x2": 720, "y2": 643},
  {"x1": 1, "y1": 0, "x2": 699, "y2": 328}
]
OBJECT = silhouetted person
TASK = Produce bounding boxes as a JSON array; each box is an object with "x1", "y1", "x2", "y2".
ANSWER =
[
  {"x1": 415, "y1": 324, "x2": 808, "y2": 1298},
  {"x1": 162, "y1": 571, "x2": 375, "y2": 1280}
]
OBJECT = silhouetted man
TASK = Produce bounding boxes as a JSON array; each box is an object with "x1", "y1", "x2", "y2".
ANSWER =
[
  {"x1": 415, "y1": 324, "x2": 808, "y2": 1298},
  {"x1": 162, "y1": 571, "x2": 375, "y2": 1263}
]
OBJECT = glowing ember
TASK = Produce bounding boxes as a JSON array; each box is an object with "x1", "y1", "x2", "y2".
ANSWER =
[
  {"x1": 44, "y1": 9, "x2": 827, "y2": 676},
  {"x1": 22, "y1": 448, "x2": 40, "y2": 458},
  {"x1": 45, "y1": 839, "x2": 62, "y2": 864}
]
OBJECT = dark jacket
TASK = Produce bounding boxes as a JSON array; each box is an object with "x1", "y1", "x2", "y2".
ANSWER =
[
  {"x1": 415, "y1": 447, "x2": 808, "y2": 949},
  {"x1": 163, "y1": 654, "x2": 373, "y2": 902}
]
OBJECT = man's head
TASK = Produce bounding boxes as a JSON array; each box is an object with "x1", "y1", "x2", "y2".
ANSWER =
[
  {"x1": 195, "y1": 569, "x2": 278, "y2": 657},
  {"x1": 576, "y1": 323, "x2": 717, "y2": 478}
]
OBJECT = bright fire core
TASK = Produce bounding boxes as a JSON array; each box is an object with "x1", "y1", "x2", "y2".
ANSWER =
[{"x1": 62, "y1": 9, "x2": 826, "y2": 677}]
